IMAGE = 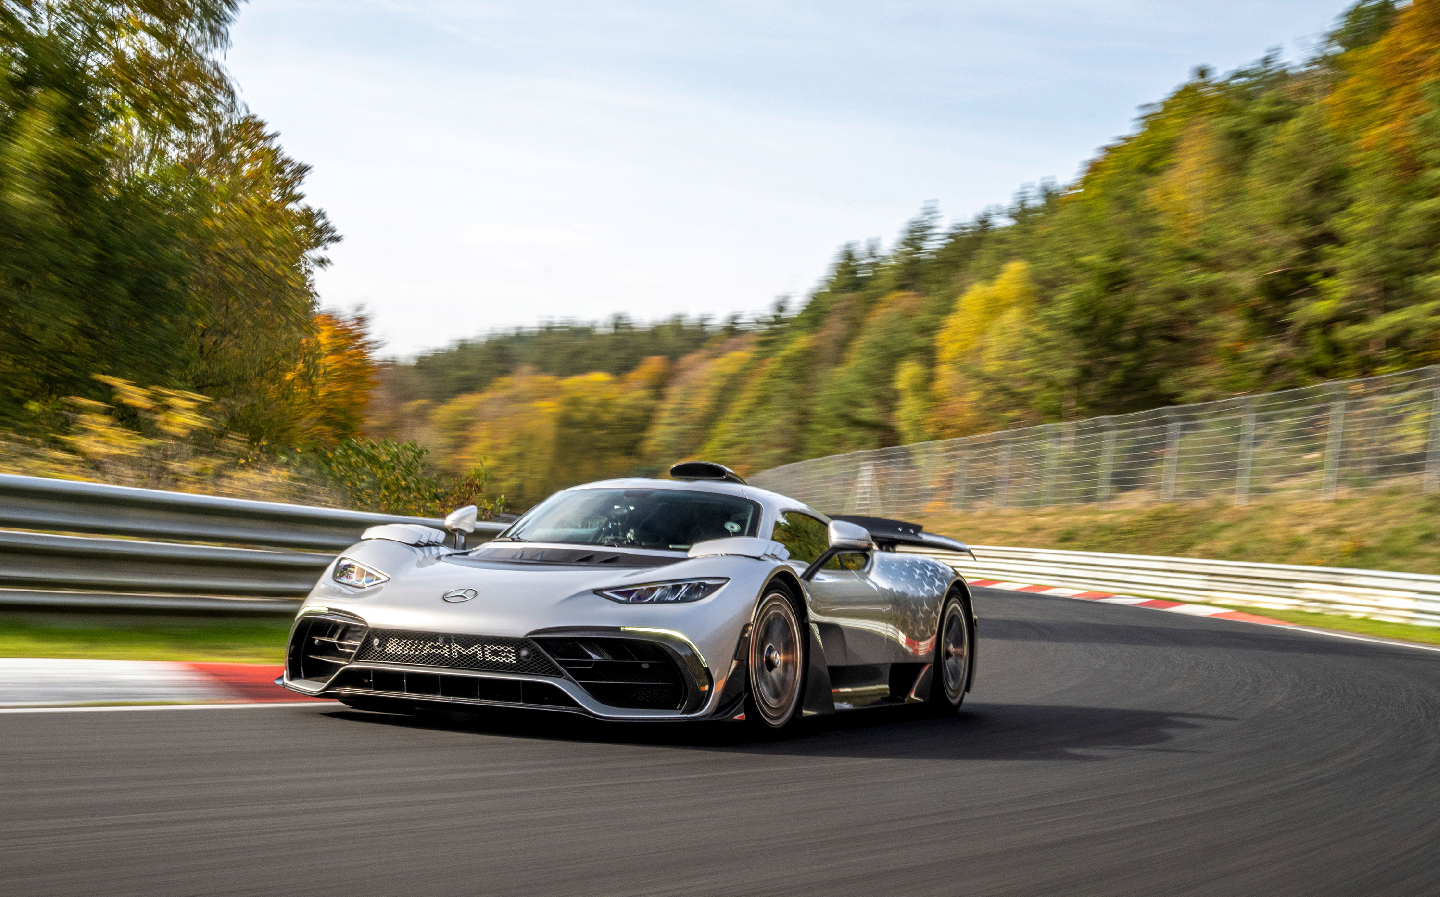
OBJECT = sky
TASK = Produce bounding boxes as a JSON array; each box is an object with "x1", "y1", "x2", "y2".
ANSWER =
[{"x1": 224, "y1": 0, "x2": 1357, "y2": 359}]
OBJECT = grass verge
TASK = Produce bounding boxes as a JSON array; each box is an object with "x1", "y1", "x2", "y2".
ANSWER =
[
  {"x1": 1200, "y1": 603, "x2": 1440, "y2": 646},
  {"x1": 0, "y1": 613, "x2": 290, "y2": 663}
]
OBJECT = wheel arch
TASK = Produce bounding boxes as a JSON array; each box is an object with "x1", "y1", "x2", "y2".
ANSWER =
[
  {"x1": 710, "y1": 564, "x2": 832, "y2": 720},
  {"x1": 763, "y1": 565, "x2": 835, "y2": 717},
  {"x1": 948, "y1": 577, "x2": 978, "y2": 693},
  {"x1": 763, "y1": 567, "x2": 806, "y2": 619}
]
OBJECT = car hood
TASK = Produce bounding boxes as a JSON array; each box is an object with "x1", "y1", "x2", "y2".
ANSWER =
[{"x1": 302, "y1": 540, "x2": 767, "y2": 639}]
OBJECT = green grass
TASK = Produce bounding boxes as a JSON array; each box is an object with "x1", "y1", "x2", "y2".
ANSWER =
[
  {"x1": 1200, "y1": 603, "x2": 1440, "y2": 646},
  {"x1": 0, "y1": 613, "x2": 290, "y2": 663}
]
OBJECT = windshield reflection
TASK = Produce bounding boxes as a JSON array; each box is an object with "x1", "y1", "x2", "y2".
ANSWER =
[{"x1": 501, "y1": 489, "x2": 761, "y2": 551}]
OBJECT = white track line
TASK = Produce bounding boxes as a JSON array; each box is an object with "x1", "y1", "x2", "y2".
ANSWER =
[
  {"x1": 0, "y1": 701, "x2": 334, "y2": 714},
  {"x1": 1280, "y1": 626, "x2": 1440, "y2": 654}
]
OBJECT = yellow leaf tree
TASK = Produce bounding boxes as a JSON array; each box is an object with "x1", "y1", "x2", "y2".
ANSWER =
[{"x1": 929, "y1": 261, "x2": 1039, "y2": 438}]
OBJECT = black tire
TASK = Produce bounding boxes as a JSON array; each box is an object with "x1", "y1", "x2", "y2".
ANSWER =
[
  {"x1": 927, "y1": 595, "x2": 973, "y2": 715},
  {"x1": 745, "y1": 590, "x2": 807, "y2": 732}
]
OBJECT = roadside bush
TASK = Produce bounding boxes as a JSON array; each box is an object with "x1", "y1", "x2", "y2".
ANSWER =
[
  {"x1": 309, "y1": 438, "x2": 506, "y2": 518},
  {"x1": 0, "y1": 377, "x2": 334, "y2": 505},
  {"x1": 0, "y1": 378, "x2": 507, "y2": 518}
]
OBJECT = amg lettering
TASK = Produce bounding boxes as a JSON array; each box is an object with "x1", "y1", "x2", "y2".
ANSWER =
[
  {"x1": 452, "y1": 643, "x2": 518, "y2": 664},
  {"x1": 379, "y1": 637, "x2": 517, "y2": 665}
]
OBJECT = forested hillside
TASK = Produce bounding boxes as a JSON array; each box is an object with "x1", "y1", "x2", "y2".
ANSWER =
[
  {"x1": 9, "y1": 2, "x2": 1440, "y2": 519},
  {"x1": 375, "y1": 0, "x2": 1440, "y2": 508}
]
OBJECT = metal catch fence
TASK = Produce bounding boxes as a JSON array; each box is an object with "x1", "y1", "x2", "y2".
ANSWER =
[{"x1": 750, "y1": 367, "x2": 1440, "y2": 517}]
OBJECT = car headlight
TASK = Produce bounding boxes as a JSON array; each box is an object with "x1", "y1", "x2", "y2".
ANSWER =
[
  {"x1": 596, "y1": 578, "x2": 728, "y2": 604},
  {"x1": 333, "y1": 557, "x2": 389, "y2": 589}
]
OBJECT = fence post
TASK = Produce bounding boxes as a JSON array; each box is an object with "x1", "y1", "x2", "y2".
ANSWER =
[
  {"x1": 1162, "y1": 415, "x2": 1181, "y2": 502},
  {"x1": 954, "y1": 451, "x2": 969, "y2": 510},
  {"x1": 996, "y1": 443, "x2": 1011, "y2": 509},
  {"x1": 1236, "y1": 407, "x2": 1256, "y2": 506},
  {"x1": 1042, "y1": 431, "x2": 1059, "y2": 507},
  {"x1": 853, "y1": 462, "x2": 876, "y2": 514},
  {"x1": 1323, "y1": 399, "x2": 1346, "y2": 500},
  {"x1": 1426, "y1": 385, "x2": 1440, "y2": 494},
  {"x1": 1097, "y1": 428, "x2": 1116, "y2": 502}
]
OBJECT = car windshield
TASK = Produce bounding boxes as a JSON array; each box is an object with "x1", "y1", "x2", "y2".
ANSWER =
[{"x1": 501, "y1": 488, "x2": 761, "y2": 551}]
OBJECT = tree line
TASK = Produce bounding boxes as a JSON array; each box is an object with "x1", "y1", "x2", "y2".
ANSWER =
[
  {"x1": 376, "y1": 0, "x2": 1440, "y2": 509},
  {"x1": 0, "y1": 1, "x2": 373, "y2": 447}
]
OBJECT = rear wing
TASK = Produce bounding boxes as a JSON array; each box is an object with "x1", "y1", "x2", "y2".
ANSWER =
[{"x1": 831, "y1": 515, "x2": 976, "y2": 560}]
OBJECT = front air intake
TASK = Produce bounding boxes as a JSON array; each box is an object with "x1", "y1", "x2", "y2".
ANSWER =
[
  {"x1": 530, "y1": 636, "x2": 688, "y2": 710},
  {"x1": 287, "y1": 612, "x2": 368, "y2": 685}
]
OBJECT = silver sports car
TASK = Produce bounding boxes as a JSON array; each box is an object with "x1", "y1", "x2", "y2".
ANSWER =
[{"x1": 281, "y1": 461, "x2": 977, "y2": 731}]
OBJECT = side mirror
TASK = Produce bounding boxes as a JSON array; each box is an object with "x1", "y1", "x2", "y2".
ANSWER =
[
  {"x1": 444, "y1": 505, "x2": 478, "y2": 549},
  {"x1": 802, "y1": 520, "x2": 874, "y2": 581},
  {"x1": 827, "y1": 520, "x2": 874, "y2": 552}
]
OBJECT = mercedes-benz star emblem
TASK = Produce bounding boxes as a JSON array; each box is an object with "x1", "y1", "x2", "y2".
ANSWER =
[{"x1": 441, "y1": 588, "x2": 478, "y2": 603}]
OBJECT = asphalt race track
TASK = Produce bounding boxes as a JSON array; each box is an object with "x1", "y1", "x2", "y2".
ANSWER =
[{"x1": 4, "y1": 588, "x2": 1439, "y2": 897}]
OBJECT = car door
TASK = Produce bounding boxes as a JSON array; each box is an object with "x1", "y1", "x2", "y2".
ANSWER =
[
  {"x1": 864, "y1": 551, "x2": 951, "y2": 663},
  {"x1": 770, "y1": 511, "x2": 891, "y2": 666}
]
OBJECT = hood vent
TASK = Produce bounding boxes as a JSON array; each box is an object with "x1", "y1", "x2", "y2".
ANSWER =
[{"x1": 451, "y1": 546, "x2": 682, "y2": 569}]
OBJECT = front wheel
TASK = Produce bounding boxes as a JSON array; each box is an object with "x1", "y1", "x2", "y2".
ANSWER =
[
  {"x1": 928, "y1": 595, "x2": 973, "y2": 715},
  {"x1": 745, "y1": 591, "x2": 807, "y2": 731}
]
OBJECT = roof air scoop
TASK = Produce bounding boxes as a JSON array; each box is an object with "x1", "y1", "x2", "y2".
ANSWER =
[{"x1": 669, "y1": 461, "x2": 746, "y2": 485}]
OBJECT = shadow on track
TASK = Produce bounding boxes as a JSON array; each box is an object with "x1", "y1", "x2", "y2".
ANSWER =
[{"x1": 320, "y1": 700, "x2": 1223, "y2": 762}]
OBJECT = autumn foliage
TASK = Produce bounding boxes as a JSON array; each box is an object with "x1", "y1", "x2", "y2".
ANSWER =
[
  {"x1": 13, "y1": 2, "x2": 1440, "y2": 518},
  {"x1": 372, "y1": 1, "x2": 1440, "y2": 509}
]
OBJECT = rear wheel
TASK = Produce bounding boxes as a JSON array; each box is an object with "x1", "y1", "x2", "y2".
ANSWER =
[
  {"x1": 745, "y1": 590, "x2": 807, "y2": 731},
  {"x1": 928, "y1": 595, "x2": 972, "y2": 715}
]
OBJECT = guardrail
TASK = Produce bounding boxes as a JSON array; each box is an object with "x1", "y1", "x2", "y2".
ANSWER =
[
  {"x1": 4, "y1": 474, "x2": 1436, "y2": 625},
  {"x1": 0, "y1": 475, "x2": 504, "y2": 614},
  {"x1": 902, "y1": 544, "x2": 1440, "y2": 627}
]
